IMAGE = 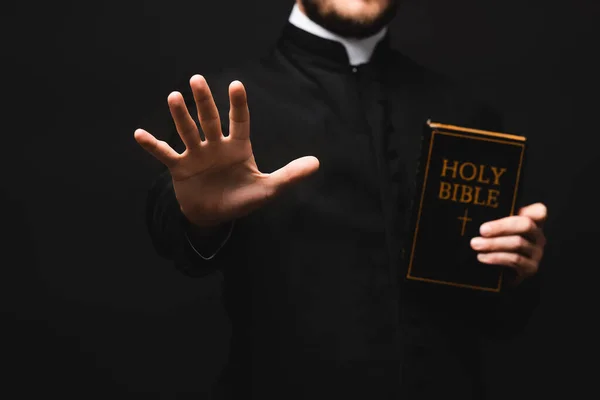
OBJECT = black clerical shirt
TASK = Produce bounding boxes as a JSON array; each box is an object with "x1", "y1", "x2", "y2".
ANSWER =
[{"x1": 145, "y1": 22, "x2": 540, "y2": 400}]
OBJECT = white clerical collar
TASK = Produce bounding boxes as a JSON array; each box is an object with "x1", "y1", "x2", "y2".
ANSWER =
[{"x1": 289, "y1": 3, "x2": 387, "y2": 66}]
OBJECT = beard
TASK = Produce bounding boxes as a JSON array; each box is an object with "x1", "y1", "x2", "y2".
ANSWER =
[{"x1": 301, "y1": 0, "x2": 398, "y2": 39}]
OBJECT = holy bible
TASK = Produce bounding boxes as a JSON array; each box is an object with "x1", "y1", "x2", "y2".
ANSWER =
[{"x1": 406, "y1": 120, "x2": 526, "y2": 292}]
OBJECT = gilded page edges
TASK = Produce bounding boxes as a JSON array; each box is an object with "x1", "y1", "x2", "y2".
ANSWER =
[{"x1": 427, "y1": 120, "x2": 527, "y2": 142}]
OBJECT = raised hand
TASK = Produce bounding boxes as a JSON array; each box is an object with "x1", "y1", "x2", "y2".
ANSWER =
[{"x1": 134, "y1": 75, "x2": 320, "y2": 228}]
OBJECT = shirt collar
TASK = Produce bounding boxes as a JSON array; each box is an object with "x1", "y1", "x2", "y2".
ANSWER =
[{"x1": 288, "y1": 3, "x2": 387, "y2": 66}]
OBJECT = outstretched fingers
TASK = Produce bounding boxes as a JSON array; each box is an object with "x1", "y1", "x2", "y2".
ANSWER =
[
  {"x1": 190, "y1": 75, "x2": 223, "y2": 142},
  {"x1": 168, "y1": 91, "x2": 202, "y2": 150},
  {"x1": 229, "y1": 81, "x2": 250, "y2": 140},
  {"x1": 134, "y1": 129, "x2": 180, "y2": 168}
]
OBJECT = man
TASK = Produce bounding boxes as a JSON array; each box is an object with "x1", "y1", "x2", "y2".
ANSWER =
[{"x1": 134, "y1": 0, "x2": 547, "y2": 398}]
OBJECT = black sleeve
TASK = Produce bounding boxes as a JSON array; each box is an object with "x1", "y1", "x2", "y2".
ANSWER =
[
  {"x1": 486, "y1": 271, "x2": 543, "y2": 339},
  {"x1": 145, "y1": 168, "x2": 234, "y2": 277}
]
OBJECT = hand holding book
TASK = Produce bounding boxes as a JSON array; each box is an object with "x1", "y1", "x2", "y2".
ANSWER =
[
  {"x1": 470, "y1": 202, "x2": 547, "y2": 286},
  {"x1": 406, "y1": 121, "x2": 547, "y2": 291}
]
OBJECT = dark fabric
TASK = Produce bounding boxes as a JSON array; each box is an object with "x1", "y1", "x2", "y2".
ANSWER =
[{"x1": 145, "y1": 23, "x2": 541, "y2": 399}]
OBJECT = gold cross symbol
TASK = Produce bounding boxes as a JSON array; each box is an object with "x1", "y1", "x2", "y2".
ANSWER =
[{"x1": 457, "y1": 209, "x2": 472, "y2": 236}]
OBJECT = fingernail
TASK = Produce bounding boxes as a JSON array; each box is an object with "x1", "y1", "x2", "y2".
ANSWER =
[
  {"x1": 480, "y1": 223, "x2": 491, "y2": 236},
  {"x1": 477, "y1": 253, "x2": 488, "y2": 262},
  {"x1": 470, "y1": 237, "x2": 484, "y2": 250}
]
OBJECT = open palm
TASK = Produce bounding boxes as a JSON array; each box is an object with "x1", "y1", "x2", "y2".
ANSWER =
[{"x1": 134, "y1": 75, "x2": 319, "y2": 228}]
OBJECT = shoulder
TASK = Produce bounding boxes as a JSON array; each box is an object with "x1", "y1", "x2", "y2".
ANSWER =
[{"x1": 388, "y1": 49, "x2": 503, "y2": 131}]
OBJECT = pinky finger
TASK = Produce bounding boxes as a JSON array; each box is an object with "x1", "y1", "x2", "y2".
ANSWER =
[{"x1": 134, "y1": 129, "x2": 180, "y2": 168}]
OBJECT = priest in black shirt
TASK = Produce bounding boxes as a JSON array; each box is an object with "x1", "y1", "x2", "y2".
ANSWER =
[{"x1": 134, "y1": 1, "x2": 547, "y2": 398}]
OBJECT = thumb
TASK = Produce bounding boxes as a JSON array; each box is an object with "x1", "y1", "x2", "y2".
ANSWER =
[{"x1": 265, "y1": 156, "x2": 320, "y2": 195}]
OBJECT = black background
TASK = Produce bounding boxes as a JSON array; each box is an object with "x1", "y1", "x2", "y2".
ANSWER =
[{"x1": 4, "y1": 0, "x2": 599, "y2": 398}]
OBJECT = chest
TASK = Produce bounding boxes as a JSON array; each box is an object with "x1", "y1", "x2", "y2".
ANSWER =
[
  {"x1": 236, "y1": 69, "x2": 491, "y2": 233},
  {"x1": 246, "y1": 73, "x2": 433, "y2": 198}
]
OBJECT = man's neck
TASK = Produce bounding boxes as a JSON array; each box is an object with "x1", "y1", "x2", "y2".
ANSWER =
[{"x1": 288, "y1": 3, "x2": 387, "y2": 66}]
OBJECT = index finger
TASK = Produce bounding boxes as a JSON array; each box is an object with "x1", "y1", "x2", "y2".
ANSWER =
[
  {"x1": 479, "y1": 215, "x2": 539, "y2": 239},
  {"x1": 518, "y1": 202, "x2": 547, "y2": 227}
]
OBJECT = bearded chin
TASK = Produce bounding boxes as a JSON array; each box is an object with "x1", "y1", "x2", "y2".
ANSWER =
[{"x1": 301, "y1": 0, "x2": 398, "y2": 39}]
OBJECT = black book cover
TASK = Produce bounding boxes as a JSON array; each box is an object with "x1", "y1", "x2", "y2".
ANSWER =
[{"x1": 406, "y1": 120, "x2": 526, "y2": 292}]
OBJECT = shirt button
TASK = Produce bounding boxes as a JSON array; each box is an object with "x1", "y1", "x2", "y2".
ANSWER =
[{"x1": 352, "y1": 67, "x2": 358, "y2": 73}]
